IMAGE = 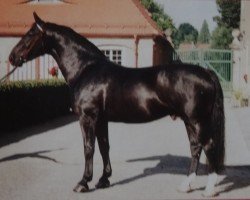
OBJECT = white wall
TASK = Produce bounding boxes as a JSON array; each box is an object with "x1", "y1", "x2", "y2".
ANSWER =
[
  {"x1": 0, "y1": 37, "x2": 20, "y2": 79},
  {"x1": 138, "y1": 39, "x2": 154, "y2": 67},
  {"x1": 91, "y1": 38, "x2": 154, "y2": 68}
]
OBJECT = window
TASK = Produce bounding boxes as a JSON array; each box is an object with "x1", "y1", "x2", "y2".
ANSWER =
[{"x1": 102, "y1": 49, "x2": 122, "y2": 65}]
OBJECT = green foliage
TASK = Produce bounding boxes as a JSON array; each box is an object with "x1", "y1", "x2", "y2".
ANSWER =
[
  {"x1": 0, "y1": 79, "x2": 66, "y2": 92},
  {"x1": 211, "y1": 26, "x2": 233, "y2": 49},
  {"x1": 140, "y1": 0, "x2": 176, "y2": 32},
  {"x1": 0, "y1": 80, "x2": 71, "y2": 132},
  {"x1": 215, "y1": 0, "x2": 241, "y2": 28},
  {"x1": 174, "y1": 23, "x2": 199, "y2": 47},
  {"x1": 198, "y1": 20, "x2": 211, "y2": 43},
  {"x1": 211, "y1": 0, "x2": 240, "y2": 49}
]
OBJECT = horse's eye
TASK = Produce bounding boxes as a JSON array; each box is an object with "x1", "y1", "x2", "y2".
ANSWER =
[{"x1": 24, "y1": 39, "x2": 31, "y2": 48}]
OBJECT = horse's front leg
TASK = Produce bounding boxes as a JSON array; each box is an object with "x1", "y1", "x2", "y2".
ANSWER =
[
  {"x1": 95, "y1": 117, "x2": 112, "y2": 189},
  {"x1": 74, "y1": 115, "x2": 96, "y2": 193}
]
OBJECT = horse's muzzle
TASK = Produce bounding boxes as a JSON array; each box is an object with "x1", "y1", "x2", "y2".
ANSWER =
[{"x1": 9, "y1": 53, "x2": 24, "y2": 67}]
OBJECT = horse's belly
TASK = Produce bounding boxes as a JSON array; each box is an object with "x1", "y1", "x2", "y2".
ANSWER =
[
  {"x1": 107, "y1": 100, "x2": 170, "y2": 123},
  {"x1": 106, "y1": 81, "x2": 173, "y2": 123}
]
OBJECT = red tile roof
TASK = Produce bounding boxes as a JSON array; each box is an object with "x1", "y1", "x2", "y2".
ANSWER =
[{"x1": 0, "y1": 0, "x2": 163, "y2": 37}]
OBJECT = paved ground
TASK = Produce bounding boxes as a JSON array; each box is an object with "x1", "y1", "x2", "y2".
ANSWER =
[{"x1": 0, "y1": 106, "x2": 250, "y2": 200}]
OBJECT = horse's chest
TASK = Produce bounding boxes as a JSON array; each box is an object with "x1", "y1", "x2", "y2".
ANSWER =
[{"x1": 73, "y1": 86, "x2": 104, "y2": 115}]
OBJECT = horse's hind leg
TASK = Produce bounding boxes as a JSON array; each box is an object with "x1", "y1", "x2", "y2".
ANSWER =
[
  {"x1": 178, "y1": 120, "x2": 202, "y2": 193},
  {"x1": 202, "y1": 140, "x2": 219, "y2": 197},
  {"x1": 95, "y1": 117, "x2": 112, "y2": 189},
  {"x1": 74, "y1": 115, "x2": 96, "y2": 193}
]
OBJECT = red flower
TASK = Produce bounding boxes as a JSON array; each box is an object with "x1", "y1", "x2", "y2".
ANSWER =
[{"x1": 49, "y1": 66, "x2": 58, "y2": 77}]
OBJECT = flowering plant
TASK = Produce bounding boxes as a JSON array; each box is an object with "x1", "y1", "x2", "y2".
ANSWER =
[{"x1": 48, "y1": 66, "x2": 58, "y2": 78}]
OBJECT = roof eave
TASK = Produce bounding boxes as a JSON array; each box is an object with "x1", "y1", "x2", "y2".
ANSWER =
[{"x1": 0, "y1": 29, "x2": 162, "y2": 39}]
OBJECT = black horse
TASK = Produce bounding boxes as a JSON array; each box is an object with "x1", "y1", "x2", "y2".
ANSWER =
[{"x1": 9, "y1": 13, "x2": 225, "y2": 197}]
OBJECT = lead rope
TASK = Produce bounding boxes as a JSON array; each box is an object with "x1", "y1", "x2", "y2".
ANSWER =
[{"x1": 0, "y1": 67, "x2": 18, "y2": 84}]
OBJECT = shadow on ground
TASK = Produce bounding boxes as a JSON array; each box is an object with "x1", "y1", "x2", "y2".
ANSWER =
[
  {"x1": 112, "y1": 154, "x2": 250, "y2": 196},
  {"x1": 0, "y1": 149, "x2": 65, "y2": 164},
  {"x1": 0, "y1": 114, "x2": 78, "y2": 148}
]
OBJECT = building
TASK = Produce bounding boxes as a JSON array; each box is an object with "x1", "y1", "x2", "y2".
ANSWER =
[{"x1": 0, "y1": 0, "x2": 173, "y2": 81}]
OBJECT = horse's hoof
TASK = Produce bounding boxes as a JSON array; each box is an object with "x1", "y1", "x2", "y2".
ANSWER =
[
  {"x1": 73, "y1": 183, "x2": 89, "y2": 193},
  {"x1": 202, "y1": 190, "x2": 217, "y2": 197},
  {"x1": 95, "y1": 177, "x2": 110, "y2": 189},
  {"x1": 177, "y1": 183, "x2": 191, "y2": 193}
]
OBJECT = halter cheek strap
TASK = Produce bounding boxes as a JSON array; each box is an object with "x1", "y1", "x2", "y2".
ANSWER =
[
  {"x1": 36, "y1": 23, "x2": 44, "y2": 33},
  {"x1": 22, "y1": 28, "x2": 45, "y2": 60}
]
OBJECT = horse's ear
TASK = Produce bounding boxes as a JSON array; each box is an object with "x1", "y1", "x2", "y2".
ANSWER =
[{"x1": 33, "y1": 12, "x2": 45, "y2": 32}]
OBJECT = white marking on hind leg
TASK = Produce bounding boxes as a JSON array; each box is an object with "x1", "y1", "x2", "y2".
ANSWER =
[
  {"x1": 202, "y1": 172, "x2": 217, "y2": 197},
  {"x1": 178, "y1": 173, "x2": 196, "y2": 193}
]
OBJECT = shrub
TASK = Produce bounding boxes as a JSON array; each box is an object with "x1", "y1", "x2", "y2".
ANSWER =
[{"x1": 0, "y1": 79, "x2": 71, "y2": 132}]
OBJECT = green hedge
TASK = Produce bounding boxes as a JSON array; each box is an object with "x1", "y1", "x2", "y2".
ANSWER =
[{"x1": 0, "y1": 79, "x2": 71, "y2": 132}]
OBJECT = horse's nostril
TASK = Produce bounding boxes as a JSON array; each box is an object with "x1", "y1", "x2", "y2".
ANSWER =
[
  {"x1": 19, "y1": 56, "x2": 26, "y2": 62},
  {"x1": 9, "y1": 54, "x2": 14, "y2": 64}
]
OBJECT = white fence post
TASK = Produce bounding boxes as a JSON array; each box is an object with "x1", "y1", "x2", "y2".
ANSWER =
[{"x1": 230, "y1": 29, "x2": 249, "y2": 106}]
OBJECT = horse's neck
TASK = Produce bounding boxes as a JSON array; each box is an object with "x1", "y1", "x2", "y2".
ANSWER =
[{"x1": 47, "y1": 30, "x2": 101, "y2": 86}]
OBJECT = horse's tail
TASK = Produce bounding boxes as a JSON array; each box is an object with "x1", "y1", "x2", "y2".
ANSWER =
[{"x1": 208, "y1": 69, "x2": 225, "y2": 172}]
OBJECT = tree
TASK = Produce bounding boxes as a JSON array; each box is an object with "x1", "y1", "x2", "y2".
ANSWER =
[
  {"x1": 174, "y1": 23, "x2": 198, "y2": 47},
  {"x1": 210, "y1": 0, "x2": 240, "y2": 49},
  {"x1": 140, "y1": 0, "x2": 179, "y2": 47},
  {"x1": 211, "y1": 26, "x2": 233, "y2": 49},
  {"x1": 198, "y1": 20, "x2": 210, "y2": 43},
  {"x1": 140, "y1": 0, "x2": 175, "y2": 31},
  {"x1": 214, "y1": 0, "x2": 241, "y2": 28}
]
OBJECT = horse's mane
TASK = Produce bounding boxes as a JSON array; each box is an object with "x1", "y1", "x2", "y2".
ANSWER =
[{"x1": 45, "y1": 22, "x2": 106, "y2": 59}]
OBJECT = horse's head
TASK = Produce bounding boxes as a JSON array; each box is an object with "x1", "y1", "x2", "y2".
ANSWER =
[{"x1": 9, "y1": 12, "x2": 46, "y2": 67}]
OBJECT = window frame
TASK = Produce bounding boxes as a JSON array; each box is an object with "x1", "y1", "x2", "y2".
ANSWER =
[{"x1": 101, "y1": 48, "x2": 123, "y2": 65}]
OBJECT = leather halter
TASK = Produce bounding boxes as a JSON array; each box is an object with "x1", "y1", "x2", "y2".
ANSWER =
[{"x1": 22, "y1": 23, "x2": 45, "y2": 61}]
